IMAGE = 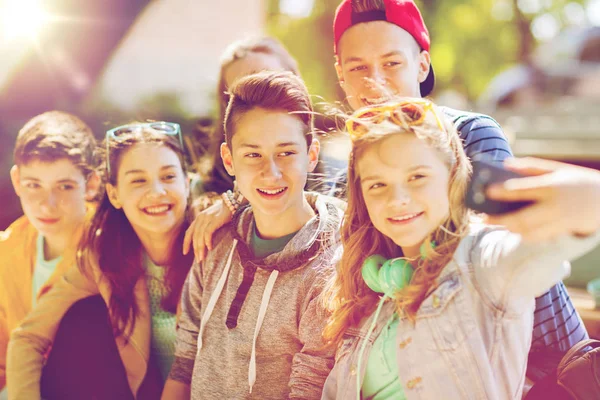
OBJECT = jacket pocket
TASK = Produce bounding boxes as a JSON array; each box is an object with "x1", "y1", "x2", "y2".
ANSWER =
[{"x1": 418, "y1": 274, "x2": 477, "y2": 351}]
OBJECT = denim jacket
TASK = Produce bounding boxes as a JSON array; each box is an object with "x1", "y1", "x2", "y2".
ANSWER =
[{"x1": 322, "y1": 224, "x2": 600, "y2": 400}]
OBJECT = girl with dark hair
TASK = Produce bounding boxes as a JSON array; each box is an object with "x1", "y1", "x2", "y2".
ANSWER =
[{"x1": 7, "y1": 123, "x2": 194, "y2": 400}]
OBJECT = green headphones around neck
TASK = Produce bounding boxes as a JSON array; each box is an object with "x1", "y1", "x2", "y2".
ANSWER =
[{"x1": 361, "y1": 241, "x2": 435, "y2": 297}]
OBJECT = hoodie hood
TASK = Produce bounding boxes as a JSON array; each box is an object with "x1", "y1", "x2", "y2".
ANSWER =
[
  {"x1": 192, "y1": 192, "x2": 343, "y2": 394},
  {"x1": 231, "y1": 192, "x2": 343, "y2": 272}
]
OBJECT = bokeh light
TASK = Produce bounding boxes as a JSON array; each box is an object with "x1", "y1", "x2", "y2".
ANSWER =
[{"x1": 1, "y1": 0, "x2": 49, "y2": 43}]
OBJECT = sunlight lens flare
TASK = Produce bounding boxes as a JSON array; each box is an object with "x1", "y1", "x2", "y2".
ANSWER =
[{"x1": 1, "y1": 0, "x2": 49, "y2": 42}]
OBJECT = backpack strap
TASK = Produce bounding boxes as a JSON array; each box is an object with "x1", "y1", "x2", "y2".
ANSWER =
[{"x1": 558, "y1": 339, "x2": 600, "y2": 371}]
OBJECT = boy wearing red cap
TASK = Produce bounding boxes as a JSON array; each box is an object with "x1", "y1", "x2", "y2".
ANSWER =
[
  {"x1": 331, "y1": 0, "x2": 587, "y2": 388},
  {"x1": 330, "y1": 0, "x2": 512, "y2": 197}
]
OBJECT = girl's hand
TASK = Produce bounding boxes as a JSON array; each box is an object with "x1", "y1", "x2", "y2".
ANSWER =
[
  {"x1": 485, "y1": 157, "x2": 600, "y2": 241},
  {"x1": 183, "y1": 199, "x2": 233, "y2": 262}
]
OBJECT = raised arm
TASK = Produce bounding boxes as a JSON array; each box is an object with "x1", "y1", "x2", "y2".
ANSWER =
[{"x1": 470, "y1": 225, "x2": 600, "y2": 313}]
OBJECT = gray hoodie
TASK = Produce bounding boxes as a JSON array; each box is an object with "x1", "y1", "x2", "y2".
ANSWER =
[{"x1": 170, "y1": 193, "x2": 343, "y2": 399}]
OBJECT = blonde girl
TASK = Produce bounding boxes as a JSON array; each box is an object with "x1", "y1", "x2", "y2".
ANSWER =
[{"x1": 321, "y1": 98, "x2": 600, "y2": 400}]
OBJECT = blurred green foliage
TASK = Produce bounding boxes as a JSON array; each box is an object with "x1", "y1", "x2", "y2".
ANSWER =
[{"x1": 266, "y1": 0, "x2": 589, "y2": 101}]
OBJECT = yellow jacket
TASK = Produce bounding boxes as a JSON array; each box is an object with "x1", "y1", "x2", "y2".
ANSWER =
[
  {"x1": 7, "y1": 254, "x2": 155, "y2": 399},
  {"x1": 0, "y1": 215, "x2": 81, "y2": 392},
  {"x1": 5, "y1": 220, "x2": 177, "y2": 399}
]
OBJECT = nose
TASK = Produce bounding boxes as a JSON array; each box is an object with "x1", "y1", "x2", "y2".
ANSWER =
[
  {"x1": 365, "y1": 67, "x2": 388, "y2": 87},
  {"x1": 147, "y1": 179, "x2": 167, "y2": 198},
  {"x1": 39, "y1": 190, "x2": 58, "y2": 211},
  {"x1": 261, "y1": 157, "x2": 283, "y2": 181},
  {"x1": 389, "y1": 184, "x2": 411, "y2": 208}
]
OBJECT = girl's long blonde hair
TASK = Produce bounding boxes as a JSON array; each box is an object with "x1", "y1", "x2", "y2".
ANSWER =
[{"x1": 323, "y1": 101, "x2": 473, "y2": 346}]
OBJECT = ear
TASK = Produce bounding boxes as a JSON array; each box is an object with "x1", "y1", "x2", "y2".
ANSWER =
[
  {"x1": 307, "y1": 138, "x2": 320, "y2": 173},
  {"x1": 106, "y1": 183, "x2": 122, "y2": 209},
  {"x1": 10, "y1": 165, "x2": 21, "y2": 197},
  {"x1": 184, "y1": 172, "x2": 191, "y2": 198},
  {"x1": 84, "y1": 171, "x2": 101, "y2": 202},
  {"x1": 417, "y1": 50, "x2": 431, "y2": 84},
  {"x1": 220, "y1": 142, "x2": 235, "y2": 176},
  {"x1": 334, "y1": 58, "x2": 344, "y2": 85}
]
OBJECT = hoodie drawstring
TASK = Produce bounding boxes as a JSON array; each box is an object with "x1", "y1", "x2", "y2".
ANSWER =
[
  {"x1": 197, "y1": 239, "x2": 238, "y2": 351},
  {"x1": 248, "y1": 269, "x2": 279, "y2": 393},
  {"x1": 194, "y1": 238, "x2": 280, "y2": 394}
]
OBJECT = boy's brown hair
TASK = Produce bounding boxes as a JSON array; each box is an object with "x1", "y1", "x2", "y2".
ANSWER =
[
  {"x1": 13, "y1": 111, "x2": 97, "y2": 177},
  {"x1": 223, "y1": 71, "x2": 314, "y2": 149}
]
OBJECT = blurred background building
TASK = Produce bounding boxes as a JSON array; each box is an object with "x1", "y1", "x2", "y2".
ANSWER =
[{"x1": 1, "y1": 0, "x2": 599, "y2": 288}]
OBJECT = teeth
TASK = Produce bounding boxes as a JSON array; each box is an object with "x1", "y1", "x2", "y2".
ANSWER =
[
  {"x1": 145, "y1": 205, "x2": 170, "y2": 214},
  {"x1": 258, "y1": 188, "x2": 286, "y2": 195},
  {"x1": 391, "y1": 213, "x2": 420, "y2": 221}
]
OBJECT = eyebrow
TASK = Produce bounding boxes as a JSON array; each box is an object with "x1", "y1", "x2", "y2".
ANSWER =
[
  {"x1": 124, "y1": 165, "x2": 178, "y2": 175},
  {"x1": 360, "y1": 165, "x2": 432, "y2": 183},
  {"x1": 360, "y1": 174, "x2": 380, "y2": 184},
  {"x1": 238, "y1": 141, "x2": 301, "y2": 149},
  {"x1": 21, "y1": 177, "x2": 79, "y2": 184},
  {"x1": 407, "y1": 164, "x2": 433, "y2": 172},
  {"x1": 344, "y1": 51, "x2": 405, "y2": 65},
  {"x1": 343, "y1": 56, "x2": 364, "y2": 64},
  {"x1": 277, "y1": 141, "x2": 301, "y2": 147},
  {"x1": 381, "y1": 50, "x2": 405, "y2": 59}
]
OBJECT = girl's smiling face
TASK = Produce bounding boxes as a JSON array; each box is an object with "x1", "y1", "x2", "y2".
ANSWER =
[
  {"x1": 107, "y1": 143, "x2": 189, "y2": 237},
  {"x1": 357, "y1": 133, "x2": 450, "y2": 258}
]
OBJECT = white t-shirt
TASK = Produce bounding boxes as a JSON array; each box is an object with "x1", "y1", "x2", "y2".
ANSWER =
[{"x1": 31, "y1": 235, "x2": 62, "y2": 307}]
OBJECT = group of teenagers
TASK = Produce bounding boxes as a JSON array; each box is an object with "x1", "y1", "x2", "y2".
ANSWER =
[{"x1": 2, "y1": 0, "x2": 600, "y2": 399}]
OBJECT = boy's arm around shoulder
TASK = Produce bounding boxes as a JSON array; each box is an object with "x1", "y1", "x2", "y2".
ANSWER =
[
  {"x1": 289, "y1": 258, "x2": 337, "y2": 400},
  {"x1": 6, "y1": 261, "x2": 100, "y2": 400}
]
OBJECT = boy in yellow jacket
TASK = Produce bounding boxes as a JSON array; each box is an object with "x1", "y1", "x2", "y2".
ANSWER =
[{"x1": 0, "y1": 111, "x2": 98, "y2": 397}]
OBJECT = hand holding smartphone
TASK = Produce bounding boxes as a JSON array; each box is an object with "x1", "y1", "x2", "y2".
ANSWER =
[{"x1": 466, "y1": 160, "x2": 535, "y2": 215}]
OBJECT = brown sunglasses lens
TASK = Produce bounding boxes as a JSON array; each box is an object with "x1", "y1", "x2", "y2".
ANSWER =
[
  {"x1": 394, "y1": 103, "x2": 425, "y2": 124},
  {"x1": 349, "y1": 120, "x2": 370, "y2": 136}
]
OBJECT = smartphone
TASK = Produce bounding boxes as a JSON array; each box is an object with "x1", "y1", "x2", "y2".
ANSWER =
[{"x1": 466, "y1": 160, "x2": 534, "y2": 215}]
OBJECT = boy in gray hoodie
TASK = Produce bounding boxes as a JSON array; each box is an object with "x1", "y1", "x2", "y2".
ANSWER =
[{"x1": 163, "y1": 71, "x2": 343, "y2": 399}]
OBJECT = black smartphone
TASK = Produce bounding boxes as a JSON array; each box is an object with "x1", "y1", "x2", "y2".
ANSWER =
[{"x1": 466, "y1": 160, "x2": 534, "y2": 215}]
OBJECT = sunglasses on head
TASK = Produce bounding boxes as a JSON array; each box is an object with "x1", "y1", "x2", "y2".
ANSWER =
[
  {"x1": 345, "y1": 98, "x2": 444, "y2": 141},
  {"x1": 105, "y1": 122, "x2": 183, "y2": 175}
]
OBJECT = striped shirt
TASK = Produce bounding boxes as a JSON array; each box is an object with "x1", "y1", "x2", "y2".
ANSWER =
[{"x1": 328, "y1": 106, "x2": 588, "y2": 381}]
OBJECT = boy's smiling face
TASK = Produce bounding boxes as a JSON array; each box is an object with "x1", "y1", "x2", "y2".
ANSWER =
[
  {"x1": 11, "y1": 158, "x2": 93, "y2": 240},
  {"x1": 221, "y1": 107, "x2": 319, "y2": 222},
  {"x1": 335, "y1": 21, "x2": 431, "y2": 110}
]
